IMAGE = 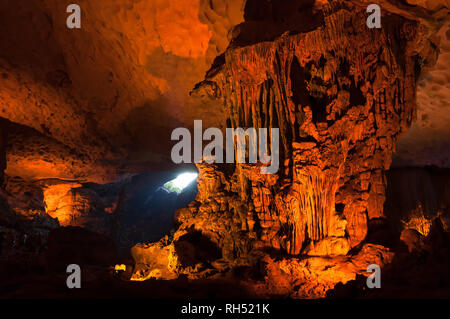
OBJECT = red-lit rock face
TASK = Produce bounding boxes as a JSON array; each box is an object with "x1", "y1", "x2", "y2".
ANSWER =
[
  {"x1": 0, "y1": 0, "x2": 449, "y2": 299},
  {"x1": 130, "y1": 0, "x2": 449, "y2": 297},
  {"x1": 191, "y1": 1, "x2": 427, "y2": 255},
  {"x1": 0, "y1": 0, "x2": 245, "y2": 183},
  {"x1": 0, "y1": 0, "x2": 447, "y2": 185}
]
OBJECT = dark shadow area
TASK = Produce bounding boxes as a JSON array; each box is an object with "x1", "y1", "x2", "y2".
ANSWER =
[
  {"x1": 327, "y1": 166, "x2": 450, "y2": 298},
  {"x1": 0, "y1": 270, "x2": 255, "y2": 299},
  {"x1": 327, "y1": 219, "x2": 450, "y2": 298},
  {"x1": 230, "y1": 0, "x2": 324, "y2": 48},
  {"x1": 46, "y1": 226, "x2": 119, "y2": 272},
  {"x1": 384, "y1": 166, "x2": 450, "y2": 232},
  {"x1": 82, "y1": 167, "x2": 199, "y2": 248},
  {"x1": 175, "y1": 229, "x2": 222, "y2": 267}
]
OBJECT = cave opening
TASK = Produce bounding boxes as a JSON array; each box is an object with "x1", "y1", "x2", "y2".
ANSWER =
[
  {"x1": 162, "y1": 172, "x2": 198, "y2": 194},
  {"x1": 113, "y1": 168, "x2": 199, "y2": 248}
]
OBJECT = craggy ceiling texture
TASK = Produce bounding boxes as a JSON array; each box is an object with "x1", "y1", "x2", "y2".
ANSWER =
[
  {"x1": 0, "y1": 0, "x2": 245, "y2": 183},
  {"x1": 0, "y1": 0, "x2": 448, "y2": 187}
]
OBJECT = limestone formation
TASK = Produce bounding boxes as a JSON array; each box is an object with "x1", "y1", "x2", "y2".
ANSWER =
[
  {"x1": 129, "y1": 0, "x2": 449, "y2": 298},
  {"x1": 0, "y1": 0, "x2": 449, "y2": 299}
]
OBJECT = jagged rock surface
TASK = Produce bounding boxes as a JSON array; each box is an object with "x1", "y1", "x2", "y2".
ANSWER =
[
  {"x1": 189, "y1": 3, "x2": 430, "y2": 255},
  {"x1": 131, "y1": 1, "x2": 447, "y2": 298}
]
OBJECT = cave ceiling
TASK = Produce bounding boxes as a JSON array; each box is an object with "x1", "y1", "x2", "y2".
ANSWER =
[
  {"x1": 0, "y1": 0, "x2": 245, "y2": 183},
  {"x1": 0, "y1": 0, "x2": 448, "y2": 184}
]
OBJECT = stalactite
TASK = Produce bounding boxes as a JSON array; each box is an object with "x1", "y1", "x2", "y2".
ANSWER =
[{"x1": 188, "y1": 2, "x2": 427, "y2": 258}]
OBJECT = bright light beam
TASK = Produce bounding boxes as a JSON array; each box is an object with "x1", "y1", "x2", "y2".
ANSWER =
[{"x1": 163, "y1": 172, "x2": 198, "y2": 194}]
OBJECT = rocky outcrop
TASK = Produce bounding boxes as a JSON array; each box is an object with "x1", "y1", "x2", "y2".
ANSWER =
[
  {"x1": 131, "y1": 237, "x2": 179, "y2": 281},
  {"x1": 41, "y1": 181, "x2": 106, "y2": 229},
  {"x1": 190, "y1": 1, "x2": 436, "y2": 256},
  {"x1": 130, "y1": 0, "x2": 447, "y2": 298},
  {"x1": 328, "y1": 217, "x2": 450, "y2": 298},
  {"x1": 260, "y1": 243, "x2": 393, "y2": 298}
]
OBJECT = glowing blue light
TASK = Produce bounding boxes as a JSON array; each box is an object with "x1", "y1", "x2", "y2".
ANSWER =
[{"x1": 163, "y1": 172, "x2": 198, "y2": 194}]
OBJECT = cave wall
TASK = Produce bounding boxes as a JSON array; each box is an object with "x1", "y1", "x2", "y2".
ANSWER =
[
  {"x1": 0, "y1": 0, "x2": 245, "y2": 184},
  {"x1": 130, "y1": 1, "x2": 448, "y2": 297},
  {"x1": 0, "y1": 0, "x2": 245, "y2": 229},
  {"x1": 394, "y1": 20, "x2": 450, "y2": 167},
  {"x1": 0, "y1": 0, "x2": 448, "y2": 299},
  {"x1": 190, "y1": 0, "x2": 434, "y2": 258}
]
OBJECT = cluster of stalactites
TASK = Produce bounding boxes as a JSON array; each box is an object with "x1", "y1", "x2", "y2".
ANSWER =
[{"x1": 192, "y1": 4, "x2": 424, "y2": 256}]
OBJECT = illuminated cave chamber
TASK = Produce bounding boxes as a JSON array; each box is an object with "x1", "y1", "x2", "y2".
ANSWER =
[
  {"x1": 131, "y1": 0, "x2": 450, "y2": 297},
  {"x1": 0, "y1": 0, "x2": 449, "y2": 298}
]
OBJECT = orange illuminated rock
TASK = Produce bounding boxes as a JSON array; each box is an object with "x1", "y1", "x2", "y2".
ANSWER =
[
  {"x1": 303, "y1": 237, "x2": 351, "y2": 257},
  {"x1": 400, "y1": 229, "x2": 424, "y2": 252},
  {"x1": 42, "y1": 181, "x2": 104, "y2": 227},
  {"x1": 0, "y1": 0, "x2": 245, "y2": 183},
  {"x1": 260, "y1": 244, "x2": 393, "y2": 298},
  {"x1": 131, "y1": 238, "x2": 178, "y2": 281},
  {"x1": 130, "y1": 0, "x2": 446, "y2": 298},
  {"x1": 192, "y1": 0, "x2": 431, "y2": 256}
]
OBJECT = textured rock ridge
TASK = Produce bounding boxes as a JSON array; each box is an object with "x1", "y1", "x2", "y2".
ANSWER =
[
  {"x1": 131, "y1": 1, "x2": 445, "y2": 297},
  {"x1": 191, "y1": 2, "x2": 430, "y2": 256},
  {"x1": 0, "y1": 0, "x2": 245, "y2": 183}
]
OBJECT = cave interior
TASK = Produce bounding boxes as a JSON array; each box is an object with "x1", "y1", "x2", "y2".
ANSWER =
[{"x1": 0, "y1": 0, "x2": 449, "y2": 299}]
